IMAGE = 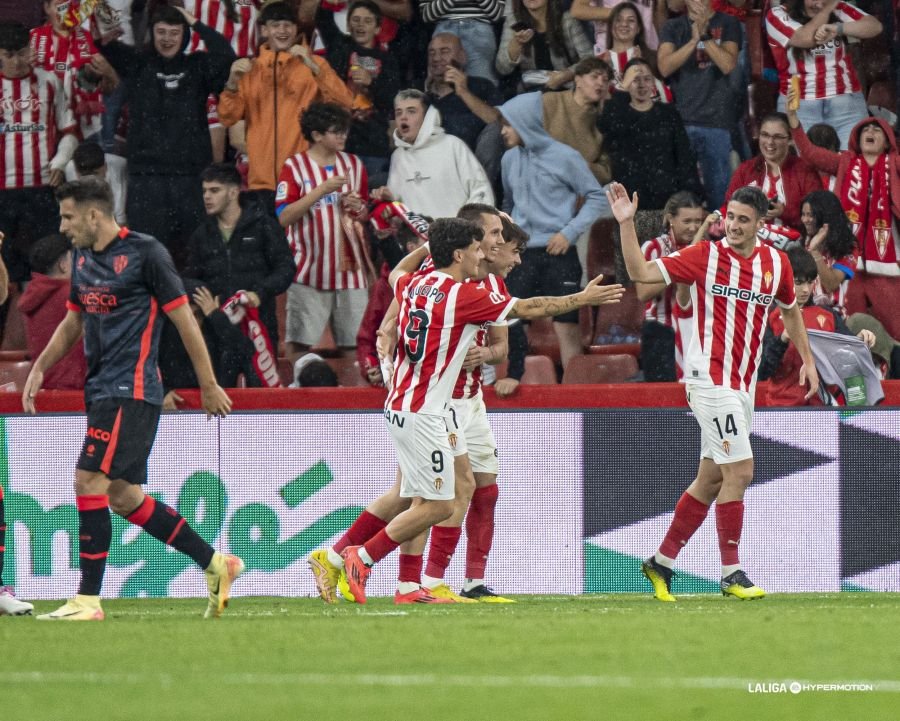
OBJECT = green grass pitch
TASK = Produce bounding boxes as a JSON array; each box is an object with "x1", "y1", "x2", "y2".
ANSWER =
[{"x1": 3, "y1": 593, "x2": 899, "y2": 721}]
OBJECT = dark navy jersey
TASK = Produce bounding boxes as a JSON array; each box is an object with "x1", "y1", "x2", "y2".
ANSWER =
[{"x1": 66, "y1": 228, "x2": 188, "y2": 406}]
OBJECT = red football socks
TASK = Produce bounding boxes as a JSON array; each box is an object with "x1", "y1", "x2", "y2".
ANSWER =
[
  {"x1": 424, "y1": 526, "x2": 462, "y2": 579},
  {"x1": 333, "y1": 510, "x2": 388, "y2": 554},
  {"x1": 715, "y1": 500, "x2": 744, "y2": 566},
  {"x1": 659, "y1": 492, "x2": 710, "y2": 560},
  {"x1": 465, "y1": 484, "x2": 499, "y2": 578}
]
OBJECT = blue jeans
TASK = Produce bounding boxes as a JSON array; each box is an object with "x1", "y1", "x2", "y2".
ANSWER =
[
  {"x1": 685, "y1": 125, "x2": 733, "y2": 211},
  {"x1": 101, "y1": 82, "x2": 127, "y2": 154},
  {"x1": 776, "y1": 91, "x2": 868, "y2": 150},
  {"x1": 434, "y1": 19, "x2": 498, "y2": 85}
]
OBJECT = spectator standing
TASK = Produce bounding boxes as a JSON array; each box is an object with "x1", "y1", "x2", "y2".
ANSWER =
[
  {"x1": 598, "y1": 2, "x2": 672, "y2": 102},
  {"x1": 724, "y1": 112, "x2": 822, "y2": 233},
  {"x1": 766, "y1": 0, "x2": 883, "y2": 149},
  {"x1": 658, "y1": 0, "x2": 741, "y2": 210},
  {"x1": 381, "y1": 89, "x2": 494, "y2": 219},
  {"x1": 217, "y1": 1, "x2": 352, "y2": 209},
  {"x1": 420, "y1": 0, "x2": 505, "y2": 85},
  {"x1": 0, "y1": 22, "x2": 78, "y2": 287},
  {"x1": 97, "y1": 4, "x2": 235, "y2": 266},
  {"x1": 276, "y1": 103, "x2": 370, "y2": 360},
  {"x1": 185, "y1": 163, "x2": 295, "y2": 353},
  {"x1": 572, "y1": 0, "x2": 667, "y2": 56},
  {"x1": 499, "y1": 91, "x2": 611, "y2": 368},
  {"x1": 788, "y1": 105, "x2": 900, "y2": 339},
  {"x1": 496, "y1": 0, "x2": 593, "y2": 92},
  {"x1": 806, "y1": 122, "x2": 840, "y2": 190},
  {"x1": 18, "y1": 234, "x2": 87, "y2": 391},
  {"x1": 31, "y1": 0, "x2": 118, "y2": 143},
  {"x1": 597, "y1": 59, "x2": 703, "y2": 210},
  {"x1": 316, "y1": 0, "x2": 401, "y2": 186}
]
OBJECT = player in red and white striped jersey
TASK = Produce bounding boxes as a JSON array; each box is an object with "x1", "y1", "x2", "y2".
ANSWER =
[
  {"x1": 309, "y1": 216, "x2": 624, "y2": 605},
  {"x1": 1, "y1": 21, "x2": 79, "y2": 283},
  {"x1": 276, "y1": 102, "x2": 369, "y2": 359},
  {"x1": 636, "y1": 191, "x2": 705, "y2": 381},
  {"x1": 612, "y1": 181, "x2": 818, "y2": 602},
  {"x1": 765, "y1": 0, "x2": 882, "y2": 148},
  {"x1": 31, "y1": 1, "x2": 114, "y2": 140}
]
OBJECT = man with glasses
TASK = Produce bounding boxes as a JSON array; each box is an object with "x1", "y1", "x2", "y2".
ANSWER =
[{"x1": 276, "y1": 102, "x2": 370, "y2": 361}]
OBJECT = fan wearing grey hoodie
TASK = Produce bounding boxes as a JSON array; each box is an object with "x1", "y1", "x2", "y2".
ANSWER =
[{"x1": 498, "y1": 91, "x2": 612, "y2": 367}]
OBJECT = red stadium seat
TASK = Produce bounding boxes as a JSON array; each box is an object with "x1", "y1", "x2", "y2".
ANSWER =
[
  {"x1": 495, "y1": 354, "x2": 558, "y2": 385},
  {"x1": 327, "y1": 357, "x2": 369, "y2": 387},
  {"x1": 593, "y1": 286, "x2": 644, "y2": 344},
  {"x1": 0, "y1": 350, "x2": 29, "y2": 362},
  {"x1": 562, "y1": 354, "x2": 639, "y2": 384},
  {"x1": 588, "y1": 342, "x2": 641, "y2": 358},
  {"x1": 0, "y1": 360, "x2": 32, "y2": 392}
]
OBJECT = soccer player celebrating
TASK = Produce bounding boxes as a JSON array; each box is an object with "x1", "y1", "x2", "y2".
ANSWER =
[
  {"x1": 22, "y1": 178, "x2": 243, "y2": 621},
  {"x1": 608, "y1": 181, "x2": 819, "y2": 601},
  {"x1": 336, "y1": 217, "x2": 624, "y2": 604}
]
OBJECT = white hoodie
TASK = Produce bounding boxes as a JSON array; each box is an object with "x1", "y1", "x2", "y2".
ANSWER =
[{"x1": 387, "y1": 106, "x2": 494, "y2": 218}]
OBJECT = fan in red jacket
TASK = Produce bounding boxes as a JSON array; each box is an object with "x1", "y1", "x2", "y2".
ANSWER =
[
  {"x1": 17, "y1": 234, "x2": 87, "y2": 390},
  {"x1": 724, "y1": 111, "x2": 822, "y2": 233}
]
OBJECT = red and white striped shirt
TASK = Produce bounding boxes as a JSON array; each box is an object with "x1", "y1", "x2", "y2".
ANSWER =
[
  {"x1": 656, "y1": 240, "x2": 796, "y2": 392},
  {"x1": 642, "y1": 232, "x2": 691, "y2": 379},
  {"x1": 810, "y1": 248, "x2": 857, "y2": 317},
  {"x1": 276, "y1": 151, "x2": 369, "y2": 290},
  {"x1": 1, "y1": 69, "x2": 77, "y2": 190},
  {"x1": 185, "y1": 0, "x2": 261, "y2": 58},
  {"x1": 387, "y1": 270, "x2": 517, "y2": 414},
  {"x1": 765, "y1": 2, "x2": 865, "y2": 99},
  {"x1": 602, "y1": 46, "x2": 673, "y2": 104},
  {"x1": 30, "y1": 24, "x2": 103, "y2": 139},
  {"x1": 452, "y1": 273, "x2": 511, "y2": 400}
]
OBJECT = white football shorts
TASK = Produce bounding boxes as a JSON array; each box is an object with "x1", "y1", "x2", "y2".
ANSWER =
[
  {"x1": 448, "y1": 394, "x2": 499, "y2": 475},
  {"x1": 385, "y1": 409, "x2": 456, "y2": 500},
  {"x1": 686, "y1": 384, "x2": 754, "y2": 464}
]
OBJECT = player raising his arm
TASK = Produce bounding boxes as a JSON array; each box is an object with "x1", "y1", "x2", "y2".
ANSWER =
[{"x1": 608, "y1": 181, "x2": 818, "y2": 602}]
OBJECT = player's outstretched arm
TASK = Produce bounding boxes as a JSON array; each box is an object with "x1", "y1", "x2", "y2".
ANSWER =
[
  {"x1": 22, "y1": 310, "x2": 84, "y2": 413},
  {"x1": 780, "y1": 302, "x2": 820, "y2": 400},
  {"x1": 606, "y1": 183, "x2": 667, "y2": 286},
  {"x1": 167, "y1": 303, "x2": 233, "y2": 418},
  {"x1": 388, "y1": 244, "x2": 431, "y2": 289},
  {"x1": 508, "y1": 275, "x2": 624, "y2": 320}
]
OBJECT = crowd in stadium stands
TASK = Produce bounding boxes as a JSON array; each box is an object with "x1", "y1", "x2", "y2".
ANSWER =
[{"x1": 1, "y1": 0, "x2": 898, "y2": 403}]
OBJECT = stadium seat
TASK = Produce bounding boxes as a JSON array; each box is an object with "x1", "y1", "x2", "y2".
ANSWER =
[
  {"x1": 0, "y1": 350, "x2": 29, "y2": 362},
  {"x1": 586, "y1": 218, "x2": 617, "y2": 281},
  {"x1": 0, "y1": 283, "x2": 27, "y2": 351},
  {"x1": 327, "y1": 357, "x2": 369, "y2": 387},
  {"x1": 495, "y1": 354, "x2": 558, "y2": 385},
  {"x1": 588, "y1": 342, "x2": 641, "y2": 358},
  {"x1": 593, "y1": 286, "x2": 644, "y2": 345},
  {"x1": 525, "y1": 317, "x2": 560, "y2": 366},
  {"x1": 0, "y1": 360, "x2": 32, "y2": 392},
  {"x1": 561, "y1": 354, "x2": 639, "y2": 384}
]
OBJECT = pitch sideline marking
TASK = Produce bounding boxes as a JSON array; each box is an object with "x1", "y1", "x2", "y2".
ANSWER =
[{"x1": 1, "y1": 672, "x2": 898, "y2": 692}]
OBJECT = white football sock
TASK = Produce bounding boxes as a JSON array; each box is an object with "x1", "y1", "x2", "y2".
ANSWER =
[
  {"x1": 327, "y1": 547, "x2": 344, "y2": 568},
  {"x1": 654, "y1": 552, "x2": 676, "y2": 569},
  {"x1": 463, "y1": 578, "x2": 484, "y2": 592},
  {"x1": 421, "y1": 574, "x2": 442, "y2": 590},
  {"x1": 722, "y1": 564, "x2": 740, "y2": 579},
  {"x1": 397, "y1": 582, "x2": 419, "y2": 595}
]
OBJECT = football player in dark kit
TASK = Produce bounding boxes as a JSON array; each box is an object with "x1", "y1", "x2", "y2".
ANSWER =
[{"x1": 22, "y1": 177, "x2": 243, "y2": 621}]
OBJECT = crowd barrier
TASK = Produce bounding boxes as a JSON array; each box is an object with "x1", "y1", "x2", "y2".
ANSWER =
[{"x1": 2, "y1": 383, "x2": 898, "y2": 599}]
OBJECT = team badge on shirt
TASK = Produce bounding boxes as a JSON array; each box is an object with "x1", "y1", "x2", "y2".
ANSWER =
[
  {"x1": 722, "y1": 440, "x2": 731, "y2": 455},
  {"x1": 763, "y1": 270, "x2": 773, "y2": 290},
  {"x1": 113, "y1": 255, "x2": 128, "y2": 274},
  {"x1": 434, "y1": 477, "x2": 443, "y2": 491}
]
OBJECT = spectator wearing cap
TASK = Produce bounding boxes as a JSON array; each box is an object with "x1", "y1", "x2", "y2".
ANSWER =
[
  {"x1": 97, "y1": 3, "x2": 236, "y2": 266},
  {"x1": 17, "y1": 234, "x2": 87, "y2": 390}
]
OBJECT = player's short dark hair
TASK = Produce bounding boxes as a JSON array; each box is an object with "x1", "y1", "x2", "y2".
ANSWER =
[
  {"x1": 456, "y1": 203, "x2": 499, "y2": 225},
  {"x1": 201, "y1": 162, "x2": 242, "y2": 186},
  {"x1": 259, "y1": 1, "x2": 296, "y2": 25},
  {"x1": 429, "y1": 217, "x2": 483, "y2": 268},
  {"x1": 55, "y1": 177, "x2": 115, "y2": 216},
  {"x1": 500, "y1": 216, "x2": 529, "y2": 251},
  {"x1": 0, "y1": 22, "x2": 30, "y2": 52},
  {"x1": 348, "y1": 0, "x2": 381, "y2": 24},
  {"x1": 729, "y1": 186, "x2": 768, "y2": 220},
  {"x1": 73, "y1": 141, "x2": 106, "y2": 176},
  {"x1": 300, "y1": 102, "x2": 352, "y2": 142},
  {"x1": 297, "y1": 359, "x2": 339, "y2": 387},
  {"x1": 29, "y1": 234, "x2": 72, "y2": 275},
  {"x1": 574, "y1": 56, "x2": 612, "y2": 80},
  {"x1": 807, "y1": 123, "x2": 840, "y2": 153},
  {"x1": 787, "y1": 246, "x2": 818, "y2": 284}
]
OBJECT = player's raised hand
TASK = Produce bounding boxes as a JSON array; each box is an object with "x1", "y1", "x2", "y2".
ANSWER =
[
  {"x1": 21, "y1": 367, "x2": 44, "y2": 414},
  {"x1": 581, "y1": 275, "x2": 625, "y2": 305},
  {"x1": 800, "y1": 362, "x2": 820, "y2": 401},
  {"x1": 201, "y1": 383, "x2": 233, "y2": 419},
  {"x1": 606, "y1": 183, "x2": 638, "y2": 223}
]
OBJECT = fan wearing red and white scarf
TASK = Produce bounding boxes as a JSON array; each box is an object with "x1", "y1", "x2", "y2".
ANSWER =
[
  {"x1": 221, "y1": 291, "x2": 281, "y2": 387},
  {"x1": 840, "y1": 152, "x2": 895, "y2": 271}
]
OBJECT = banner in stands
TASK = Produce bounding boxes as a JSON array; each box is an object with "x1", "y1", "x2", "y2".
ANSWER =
[{"x1": 2, "y1": 409, "x2": 897, "y2": 599}]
